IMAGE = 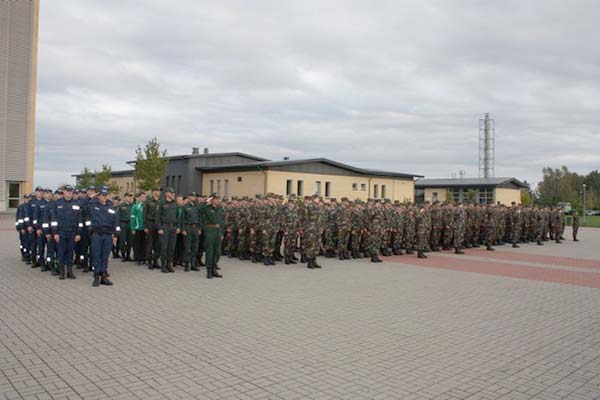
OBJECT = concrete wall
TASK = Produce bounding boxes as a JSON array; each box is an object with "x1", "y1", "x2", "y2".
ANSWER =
[
  {"x1": 202, "y1": 171, "x2": 267, "y2": 198},
  {"x1": 202, "y1": 170, "x2": 417, "y2": 202},
  {"x1": 494, "y1": 188, "x2": 521, "y2": 205},
  {"x1": 0, "y1": 0, "x2": 38, "y2": 210},
  {"x1": 423, "y1": 188, "x2": 447, "y2": 203}
]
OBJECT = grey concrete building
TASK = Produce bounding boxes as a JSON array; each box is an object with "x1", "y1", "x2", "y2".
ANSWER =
[{"x1": 0, "y1": 0, "x2": 39, "y2": 211}]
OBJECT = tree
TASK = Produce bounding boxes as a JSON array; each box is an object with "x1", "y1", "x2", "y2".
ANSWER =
[
  {"x1": 134, "y1": 138, "x2": 169, "y2": 191},
  {"x1": 77, "y1": 167, "x2": 94, "y2": 189},
  {"x1": 93, "y1": 164, "x2": 120, "y2": 194},
  {"x1": 445, "y1": 189, "x2": 454, "y2": 203},
  {"x1": 520, "y1": 190, "x2": 532, "y2": 206},
  {"x1": 465, "y1": 189, "x2": 477, "y2": 204}
]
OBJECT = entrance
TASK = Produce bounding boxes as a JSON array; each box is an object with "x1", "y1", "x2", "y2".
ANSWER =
[{"x1": 7, "y1": 182, "x2": 21, "y2": 209}]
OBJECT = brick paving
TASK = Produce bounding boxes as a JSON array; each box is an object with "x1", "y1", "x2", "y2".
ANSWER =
[{"x1": 2, "y1": 217, "x2": 600, "y2": 400}]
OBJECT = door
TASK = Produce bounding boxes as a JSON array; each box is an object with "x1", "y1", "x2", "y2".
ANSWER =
[{"x1": 7, "y1": 182, "x2": 21, "y2": 209}]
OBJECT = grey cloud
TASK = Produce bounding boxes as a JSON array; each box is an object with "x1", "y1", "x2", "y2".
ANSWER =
[{"x1": 34, "y1": 0, "x2": 600, "y2": 189}]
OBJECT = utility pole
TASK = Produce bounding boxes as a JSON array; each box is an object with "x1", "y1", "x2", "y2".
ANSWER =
[{"x1": 583, "y1": 183, "x2": 587, "y2": 225}]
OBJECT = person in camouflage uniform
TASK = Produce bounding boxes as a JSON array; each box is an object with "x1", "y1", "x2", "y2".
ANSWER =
[
  {"x1": 282, "y1": 195, "x2": 300, "y2": 264},
  {"x1": 453, "y1": 203, "x2": 466, "y2": 254},
  {"x1": 366, "y1": 199, "x2": 383, "y2": 262},
  {"x1": 415, "y1": 205, "x2": 428, "y2": 258},
  {"x1": 535, "y1": 207, "x2": 545, "y2": 245},
  {"x1": 323, "y1": 200, "x2": 339, "y2": 258},
  {"x1": 441, "y1": 202, "x2": 454, "y2": 250},
  {"x1": 302, "y1": 195, "x2": 322, "y2": 269},
  {"x1": 552, "y1": 208, "x2": 563, "y2": 244},
  {"x1": 429, "y1": 202, "x2": 442, "y2": 252},
  {"x1": 181, "y1": 192, "x2": 202, "y2": 271},
  {"x1": 337, "y1": 198, "x2": 352, "y2": 260},
  {"x1": 350, "y1": 201, "x2": 367, "y2": 258},
  {"x1": 260, "y1": 195, "x2": 279, "y2": 266},
  {"x1": 391, "y1": 202, "x2": 405, "y2": 255},
  {"x1": 403, "y1": 205, "x2": 416, "y2": 254},
  {"x1": 572, "y1": 209, "x2": 580, "y2": 241},
  {"x1": 509, "y1": 202, "x2": 521, "y2": 248},
  {"x1": 249, "y1": 196, "x2": 262, "y2": 263},
  {"x1": 483, "y1": 205, "x2": 496, "y2": 251}
]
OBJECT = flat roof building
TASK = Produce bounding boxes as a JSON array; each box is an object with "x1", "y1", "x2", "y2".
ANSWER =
[
  {"x1": 75, "y1": 150, "x2": 422, "y2": 202},
  {"x1": 415, "y1": 177, "x2": 529, "y2": 205},
  {"x1": 0, "y1": 0, "x2": 39, "y2": 211}
]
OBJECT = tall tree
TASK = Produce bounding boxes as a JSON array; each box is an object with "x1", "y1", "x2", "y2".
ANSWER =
[
  {"x1": 94, "y1": 164, "x2": 120, "y2": 194},
  {"x1": 134, "y1": 138, "x2": 169, "y2": 191},
  {"x1": 77, "y1": 167, "x2": 94, "y2": 189}
]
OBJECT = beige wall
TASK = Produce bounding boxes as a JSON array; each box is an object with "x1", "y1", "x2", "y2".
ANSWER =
[
  {"x1": 110, "y1": 176, "x2": 137, "y2": 197},
  {"x1": 201, "y1": 170, "x2": 415, "y2": 201},
  {"x1": 423, "y1": 188, "x2": 447, "y2": 203},
  {"x1": 494, "y1": 188, "x2": 521, "y2": 205},
  {"x1": 202, "y1": 171, "x2": 267, "y2": 198}
]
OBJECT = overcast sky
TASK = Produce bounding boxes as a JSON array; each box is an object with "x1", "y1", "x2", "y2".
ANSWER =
[{"x1": 35, "y1": 0, "x2": 600, "y2": 189}]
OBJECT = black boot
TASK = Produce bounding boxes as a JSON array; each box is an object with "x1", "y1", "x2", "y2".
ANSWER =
[
  {"x1": 168, "y1": 263, "x2": 175, "y2": 273},
  {"x1": 487, "y1": 245, "x2": 495, "y2": 251},
  {"x1": 92, "y1": 274, "x2": 100, "y2": 287},
  {"x1": 300, "y1": 254, "x2": 307, "y2": 263},
  {"x1": 161, "y1": 263, "x2": 169, "y2": 273},
  {"x1": 51, "y1": 263, "x2": 59, "y2": 276},
  {"x1": 338, "y1": 252, "x2": 345, "y2": 260},
  {"x1": 101, "y1": 272, "x2": 113, "y2": 285},
  {"x1": 291, "y1": 254, "x2": 299, "y2": 261},
  {"x1": 251, "y1": 253, "x2": 258, "y2": 263},
  {"x1": 512, "y1": 243, "x2": 519, "y2": 248},
  {"x1": 418, "y1": 250, "x2": 427, "y2": 259},
  {"x1": 284, "y1": 256, "x2": 291, "y2": 265},
  {"x1": 375, "y1": 255, "x2": 383, "y2": 263},
  {"x1": 41, "y1": 262, "x2": 49, "y2": 272},
  {"x1": 213, "y1": 267, "x2": 223, "y2": 278},
  {"x1": 269, "y1": 256, "x2": 276, "y2": 265},
  {"x1": 455, "y1": 248, "x2": 465, "y2": 255},
  {"x1": 58, "y1": 264, "x2": 65, "y2": 280},
  {"x1": 207, "y1": 266, "x2": 214, "y2": 279},
  {"x1": 264, "y1": 256, "x2": 270, "y2": 266},
  {"x1": 537, "y1": 240, "x2": 544, "y2": 246},
  {"x1": 371, "y1": 255, "x2": 379, "y2": 263},
  {"x1": 307, "y1": 258, "x2": 315, "y2": 269},
  {"x1": 405, "y1": 249, "x2": 414, "y2": 255},
  {"x1": 67, "y1": 265, "x2": 76, "y2": 279},
  {"x1": 184, "y1": 263, "x2": 190, "y2": 272},
  {"x1": 82, "y1": 264, "x2": 90, "y2": 273}
]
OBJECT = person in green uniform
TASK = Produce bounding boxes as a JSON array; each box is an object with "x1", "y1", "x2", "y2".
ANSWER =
[
  {"x1": 130, "y1": 192, "x2": 146, "y2": 265},
  {"x1": 200, "y1": 193, "x2": 224, "y2": 279},
  {"x1": 156, "y1": 187, "x2": 179, "y2": 273},
  {"x1": 182, "y1": 192, "x2": 202, "y2": 272},
  {"x1": 144, "y1": 188, "x2": 162, "y2": 269},
  {"x1": 117, "y1": 192, "x2": 133, "y2": 261}
]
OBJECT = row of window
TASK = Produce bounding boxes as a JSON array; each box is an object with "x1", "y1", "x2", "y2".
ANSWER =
[
  {"x1": 450, "y1": 188, "x2": 494, "y2": 204},
  {"x1": 165, "y1": 175, "x2": 182, "y2": 193},
  {"x1": 285, "y1": 179, "x2": 332, "y2": 197},
  {"x1": 209, "y1": 179, "x2": 229, "y2": 197}
]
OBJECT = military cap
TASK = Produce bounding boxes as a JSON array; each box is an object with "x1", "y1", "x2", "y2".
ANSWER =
[
  {"x1": 255, "y1": 194, "x2": 263, "y2": 199},
  {"x1": 394, "y1": 200, "x2": 400, "y2": 205},
  {"x1": 124, "y1": 192, "x2": 132, "y2": 197},
  {"x1": 209, "y1": 192, "x2": 220, "y2": 198},
  {"x1": 164, "y1": 187, "x2": 175, "y2": 193},
  {"x1": 152, "y1": 187, "x2": 161, "y2": 192},
  {"x1": 311, "y1": 194, "x2": 319, "y2": 199},
  {"x1": 55, "y1": 189, "x2": 63, "y2": 195},
  {"x1": 35, "y1": 186, "x2": 44, "y2": 191},
  {"x1": 87, "y1": 185, "x2": 97, "y2": 191},
  {"x1": 63, "y1": 184, "x2": 74, "y2": 191},
  {"x1": 288, "y1": 193, "x2": 297, "y2": 199},
  {"x1": 99, "y1": 186, "x2": 109, "y2": 195},
  {"x1": 113, "y1": 195, "x2": 121, "y2": 201},
  {"x1": 188, "y1": 191, "x2": 198, "y2": 197},
  {"x1": 23, "y1": 193, "x2": 29, "y2": 199}
]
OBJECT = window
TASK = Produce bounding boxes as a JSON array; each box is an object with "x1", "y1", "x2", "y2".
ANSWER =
[
  {"x1": 178, "y1": 176, "x2": 182, "y2": 192},
  {"x1": 315, "y1": 181, "x2": 321, "y2": 196},
  {"x1": 297, "y1": 180, "x2": 304, "y2": 196},
  {"x1": 286, "y1": 179, "x2": 293, "y2": 196},
  {"x1": 381, "y1": 185, "x2": 386, "y2": 199},
  {"x1": 352, "y1": 183, "x2": 358, "y2": 191},
  {"x1": 374, "y1": 184, "x2": 379, "y2": 198},
  {"x1": 210, "y1": 180, "x2": 214, "y2": 194},
  {"x1": 237, "y1": 176, "x2": 242, "y2": 182},
  {"x1": 224, "y1": 179, "x2": 229, "y2": 197},
  {"x1": 361, "y1": 183, "x2": 366, "y2": 191},
  {"x1": 217, "y1": 180, "x2": 222, "y2": 195},
  {"x1": 452, "y1": 188, "x2": 462, "y2": 203},
  {"x1": 479, "y1": 188, "x2": 494, "y2": 205},
  {"x1": 165, "y1": 176, "x2": 169, "y2": 187},
  {"x1": 432, "y1": 192, "x2": 438, "y2": 202},
  {"x1": 325, "y1": 182, "x2": 331, "y2": 198},
  {"x1": 7, "y1": 182, "x2": 20, "y2": 209}
]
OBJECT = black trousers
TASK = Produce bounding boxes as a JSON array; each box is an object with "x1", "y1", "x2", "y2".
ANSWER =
[{"x1": 133, "y1": 230, "x2": 146, "y2": 262}]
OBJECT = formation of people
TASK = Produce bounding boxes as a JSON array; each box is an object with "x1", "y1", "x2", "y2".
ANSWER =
[{"x1": 15, "y1": 186, "x2": 580, "y2": 285}]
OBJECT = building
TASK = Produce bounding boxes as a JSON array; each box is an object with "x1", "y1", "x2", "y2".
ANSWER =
[
  {"x1": 415, "y1": 177, "x2": 529, "y2": 205},
  {"x1": 77, "y1": 150, "x2": 422, "y2": 201},
  {"x1": 0, "y1": 0, "x2": 39, "y2": 211}
]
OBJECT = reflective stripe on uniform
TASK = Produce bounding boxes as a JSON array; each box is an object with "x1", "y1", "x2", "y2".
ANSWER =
[
  {"x1": 50, "y1": 222, "x2": 58, "y2": 227},
  {"x1": 78, "y1": 223, "x2": 84, "y2": 227},
  {"x1": 42, "y1": 223, "x2": 49, "y2": 228},
  {"x1": 85, "y1": 221, "x2": 92, "y2": 226},
  {"x1": 116, "y1": 226, "x2": 121, "y2": 232},
  {"x1": 33, "y1": 220, "x2": 38, "y2": 224},
  {"x1": 18, "y1": 219, "x2": 24, "y2": 223},
  {"x1": 24, "y1": 217, "x2": 30, "y2": 221}
]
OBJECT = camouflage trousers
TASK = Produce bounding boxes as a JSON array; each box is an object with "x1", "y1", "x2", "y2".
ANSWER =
[
  {"x1": 303, "y1": 229, "x2": 319, "y2": 258},
  {"x1": 453, "y1": 225, "x2": 465, "y2": 248},
  {"x1": 381, "y1": 229, "x2": 392, "y2": 250},
  {"x1": 368, "y1": 228, "x2": 382, "y2": 256},
  {"x1": 337, "y1": 229, "x2": 350, "y2": 255},
  {"x1": 324, "y1": 228, "x2": 337, "y2": 251},
  {"x1": 392, "y1": 230, "x2": 403, "y2": 251},
  {"x1": 350, "y1": 230, "x2": 362, "y2": 252},
  {"x1": 261, "y1": 229, "x2": 277, "y2": 257},
  {"x1": 404, "y1": 226, "x2": 415, "y2": 250},
  {"x1": 283, "y1": 231, "x2": 298, "y2": 256},
  {"x1": 250, "y1": 229, "x2": 262, "y2": 255},
  {"x1": 442, "y1": 226, "x2": 453, "y2": 248},
  {"x1": 237, "y1": 229, "x2": 249, "y2": 255},
  {"x1": 430, "y1": 227, "x2": 441, "y2": 248},
  {"x1": 224, "y1": 228, "x2": 236, "y2": 254}
]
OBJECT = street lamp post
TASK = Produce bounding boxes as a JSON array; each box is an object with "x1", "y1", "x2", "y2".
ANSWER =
[{"x1": 583, "y1": 184, "x2": 587, "y2": 225}]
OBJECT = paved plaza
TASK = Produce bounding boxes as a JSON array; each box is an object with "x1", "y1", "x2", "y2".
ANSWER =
[{"x1": 2, "y1": 216, "x2": 600, "y2": 400}]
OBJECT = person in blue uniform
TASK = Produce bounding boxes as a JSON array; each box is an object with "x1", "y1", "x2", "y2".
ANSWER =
[
  {"x1": 79, "y1": 186, "x2": 97, "y2": 273},
  {"x1": 49, "y1": 185, "x2": 82, "y2": 280},
  {"x1": 42, "y1": 189, "x2": 62, "y2": 275},
  {"x1": 26, "y1": 187, "x2": 44, "y2": 267},
  {"x1": 16, "y1": 194, "x2": 30, "y2": 262},
  {"x1": 88, "y1": 186, "x2": 117, "y2": 287}
]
